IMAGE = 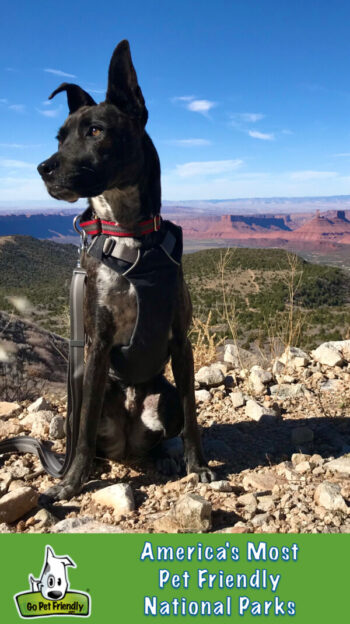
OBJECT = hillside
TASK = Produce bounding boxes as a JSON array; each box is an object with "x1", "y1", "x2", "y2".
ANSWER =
[
  {"x1": 183, "y1": 247, "x2": 350, "y2": 352},
  {"x1": 1, "y1": 236, "x2": 350, "y2": 353},
  {"x1": 0, "y1": 236, "x2": 77, "y2": 335}
]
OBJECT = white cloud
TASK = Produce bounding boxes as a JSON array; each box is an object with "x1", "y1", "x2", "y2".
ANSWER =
[
  {"x1": 175, "y1": 159, "x2": 243, "y2": 178},
  {"x1": 238, "y1": 113, "x2": 265, "y2": 123},
  {"x1": 0, "y1": 143, "x2": 40, "y2": 149},
  {"x1": 171, "y1": 95, "x2": 196, "y2": 103},
  {"x1": 333, "y1": 152, "x2": 350, "y2": 157},
  {"x1": 187, "y1": 99, "x2": 216, "y2": 115},
  {"x1": 290, "y1": 170, "x2": 337, "y2": 181},
  {"x1": 0, "y1": 98, "x2": 8, "y2": 104},
  {"x1": 44, "y1": 68, "x2": 76, "y2": 78},
  {"x1": 281, "y1": 129, "x2": 293, "y2": 135},
  {"x1": 36, "y1": 107, "x2": 62, "y2": 118},
  {"x1": 248, "y1": 130, "x2": 275, "y2": 141},
  {"x1": 8, "y1": 104, "x2": 26, "y2": 113},
  {"x1": 0, "y1": 159, "x2": 35, "y2": 169},
  {"x1": 168, "y1": 138, "x2": 212, "y2": 147},
  {"x1": 172, "y1": 96, "x2": 217, "y2": 116}
]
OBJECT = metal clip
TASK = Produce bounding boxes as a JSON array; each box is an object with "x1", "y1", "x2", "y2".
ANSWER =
[{"x1": 73, "y1": 214, "x2": 87, "y2": 267}]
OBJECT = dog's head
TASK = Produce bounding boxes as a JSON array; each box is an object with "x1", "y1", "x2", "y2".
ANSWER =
[
  {"x1": 37, "y1": 546, "x2": 75, "y2": 601},
  {"x1": 37, "y1": 40, "x2": 148, "y2": 202}
]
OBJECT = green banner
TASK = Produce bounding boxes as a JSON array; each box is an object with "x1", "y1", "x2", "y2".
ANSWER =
[{"x1": 0, "y1": 534, "x2": 348, "y2": 622}]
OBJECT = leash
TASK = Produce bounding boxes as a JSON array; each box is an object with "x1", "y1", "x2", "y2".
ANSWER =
[{"x1": 0, "y1": 217, "x2": 86, "y2": 478}]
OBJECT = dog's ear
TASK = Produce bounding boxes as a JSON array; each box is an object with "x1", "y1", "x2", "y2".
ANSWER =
[
  {"x1": 106, "y1": 40, "x2": 148, "y2": 126},
  {"x1": 49, "y1": 83, "x2": 97, "y2": 114}
]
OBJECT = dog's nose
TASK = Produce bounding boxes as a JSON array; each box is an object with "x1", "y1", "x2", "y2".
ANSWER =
[
  {"x1": 37, "y1": 156, "x2": 59, "y2": 179},
  {"x1": 48, "y1": 591, "x2": 62, "y2": 599}
]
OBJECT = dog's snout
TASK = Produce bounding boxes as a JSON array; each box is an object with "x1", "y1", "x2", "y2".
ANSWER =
[
  {"x1": 48, "y1": 591, "x2": 63, "y2": 600},
  {"x1": 37, "y1": 156, "x2": 59, "y2": 179}
]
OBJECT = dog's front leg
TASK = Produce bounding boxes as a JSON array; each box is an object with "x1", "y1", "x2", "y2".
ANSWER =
[
  {"x1": 42, "y1": 338, "x2": 110, "y2": 502},
  {"x1": 171, "y1": 336, "x2": 215, "y2": 483}
]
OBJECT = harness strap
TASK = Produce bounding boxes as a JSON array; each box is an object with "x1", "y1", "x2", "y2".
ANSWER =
[{"x1": 0, "y1": 268, "x2": 86, "y2": 478}]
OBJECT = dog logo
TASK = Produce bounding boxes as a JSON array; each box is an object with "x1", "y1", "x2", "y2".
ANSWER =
[{"x1": 14, "y1": 545, "x2": 91, "y2": 618}]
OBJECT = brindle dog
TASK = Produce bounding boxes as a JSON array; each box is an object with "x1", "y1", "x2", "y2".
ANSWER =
[{"x1": 37, "y1": 40, "x2": 214, "y2": 501}]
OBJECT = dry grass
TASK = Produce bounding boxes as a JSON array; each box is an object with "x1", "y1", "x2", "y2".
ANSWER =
[{"x1": 190, "y1": 311, "x2": 224, "y2": 371}]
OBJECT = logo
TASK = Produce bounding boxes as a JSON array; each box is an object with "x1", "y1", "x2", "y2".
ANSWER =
[{"x1": 14, "y1": 545, "x2": 91, "y2": 618}]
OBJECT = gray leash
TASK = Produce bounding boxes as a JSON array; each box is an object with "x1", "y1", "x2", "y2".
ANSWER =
[{"x1": 0, "y1": 218, "x2": 86, "y2": 478}]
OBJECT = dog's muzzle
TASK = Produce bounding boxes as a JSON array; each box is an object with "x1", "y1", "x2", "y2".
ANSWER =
[{"x1": 37, "y1": 155, "x2": 60, "y2": 181}]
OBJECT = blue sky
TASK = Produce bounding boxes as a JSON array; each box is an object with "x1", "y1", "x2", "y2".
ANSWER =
[{"x1": 2, "y1": 0, "x2": 350, "y2": 203}]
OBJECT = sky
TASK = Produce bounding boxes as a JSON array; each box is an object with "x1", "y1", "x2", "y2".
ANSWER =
[{"x1": 2, "y1": 0, "x2": 350, "y2": 204}]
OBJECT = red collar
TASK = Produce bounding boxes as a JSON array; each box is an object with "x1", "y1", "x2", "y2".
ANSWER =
[{"x1": 79, "y1": 214, "x2": 161, "y2": 238}]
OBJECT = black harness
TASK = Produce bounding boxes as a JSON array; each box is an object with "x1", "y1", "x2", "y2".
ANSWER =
[
  {"x1": 0, "y1": 211, "x2": 183, "y2": 477},
  {"x1": 85, "y1": 217, "x2": 183, "y2": 385}
]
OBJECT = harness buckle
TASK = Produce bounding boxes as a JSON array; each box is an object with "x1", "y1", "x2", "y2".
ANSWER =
[
  {"x1": 103, "y1": 237, "x2": 116, "y2": 256},
  {"x1": 154, "y1": 215, "x2": 159, "y2": 231}
]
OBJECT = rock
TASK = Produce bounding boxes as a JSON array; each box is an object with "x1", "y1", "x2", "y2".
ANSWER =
[
  {"x1": 0, "y1": 487, "x2": 39, "y2": 523},
  {"x1": 291, "y1": 453, "x2": 309, "y2": 466},
  {"x1": 250, "y1": 366, "x2": 273, "y2": 384},
  {"x1": 33, "y1": 508, "x2": 57, "y2": 529},
  {"x1": 27, "y1": 397, "x2": 50, "y2": 413},
  {"x1": 210, "y1": 480, "x2": 232, "y2": 492},
  {"x1": 164, "y1": 473, "x2": 199, "y2": 492},
  {"x1": 280, "y1": 346, "x2": 310, "y2": 366},
  {"x1": 195, "y1": 389, "x2": 211, "y2": 403},
  {"x1": 230, "y1": 390, "x2": 245, "y2": 408},
  {"x1": 0, "y1": 472, "x2": 12, "y2": 494},
  {"x1": 224, "y1": 344, "x2": 241, "y2": 367},
  {"x1": 216, "y1": 525, "x2": 249, "y2": 534},
  {"x1": 249, "y1": 366, "x2": 273, "y2": 394},
  {"x1": 92, "y1": 483, "x2": 135, "y2": 517},
  {"x1": 9, "y1": 460, "x2": 31, "y2": 479},
  {"x1": 171, "y1": 494, "x2": 212, "y2": 532},
  {"x1": 245, "y1": 399, "x2": 278, "y2": 422},
  {"x1": 21, "y1": 410, "x2": 55, "y2": 428},
  {"x1": 251, "y1": 512, "x2": 271, "y2": 527},
  {"x1": 52, "y1": 516, "x2": 123, "y2": 533},
  {"x1": 0, "y1": 523, "x2": 11, "y2": 533},
  {"x1": 312, "y1": 343, "x2": 344, "y2": 367},
  {"x1": 0, "y1": 421, "x2": 23, "y2": 437},
  {"x1": 291, "y1": 427, "x2": 314, "y2": 445},
  {"x1": 0, "y1": 401, "x2": 20, "y2": 418},
  {"x1": 272, "y1": 359, "x2": 285, "y2": 376},
  {"x1": 243, "y1": 472, "x2": 277, "y2": 492},
  {"x1": 270, "y1": 383, "x2": 307, "y2": 398},
  {"x1": 294, "y1": 461, "x2": 311, "y2": 474},
  {"x1": 257, "y1": 496, "x2": 275, "y2": 512},
  {"x1": 325, "y1": 457, "x2": 350, "y2": 476},
  {"x1": 49, "y1": 415, "x2": 66, "y2": 439},
  {"x1": 237, "y1": 493, "x2": 258, "y2": 511},
  {"x1": 195, "y1": 365, "x2": 225, "y2": 387},
  {"x1": 314, "y1": 482, "x2": 348, "y2": 512},
  {"x1": 320, "y1": 379, "x2": 344, "y2": 392}
]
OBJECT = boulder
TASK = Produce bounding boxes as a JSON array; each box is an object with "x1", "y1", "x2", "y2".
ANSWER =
[
  {"x1": 0, "y1": 487, "x2": 39, "y2": 523},
  {"x1": 92, "y1": 483, "x2": 135, "y2": 517}
]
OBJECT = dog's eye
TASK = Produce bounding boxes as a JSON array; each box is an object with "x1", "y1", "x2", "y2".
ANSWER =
[
  {"x1": 58, "y1": 578, "x2": 62, "y2": 586},
  {"x1": 87, "y1": 126, "x2": 103, "y2": 137},
  {"x1": 48, "y1": 575, "x2": 55, "y2": 588}
]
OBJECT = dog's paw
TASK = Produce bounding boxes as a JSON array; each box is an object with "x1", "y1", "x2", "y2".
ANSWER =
[
  {"x1": 187, "y1": 465, "x2": 216, "y2": 483},
  {"x1": 39, "y1": 481, "x2": 81, "y2": 506}
]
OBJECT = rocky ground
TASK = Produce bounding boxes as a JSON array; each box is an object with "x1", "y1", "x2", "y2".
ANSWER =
[{"x1": 0, "y1": 340, "x2": 350, "y2": 534}]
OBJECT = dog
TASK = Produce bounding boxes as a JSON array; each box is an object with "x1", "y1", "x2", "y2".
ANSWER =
[
  {"x1": 37, "y1": 39, "x2": 214, "y2": 501},
  {"x1": 29, "y1": 546, "x2": 75, "y2": 600}
]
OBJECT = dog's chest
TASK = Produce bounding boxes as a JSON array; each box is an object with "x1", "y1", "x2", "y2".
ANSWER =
[{"x1": 96, "y1": 262, "x2": 137, "y2": 346}]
